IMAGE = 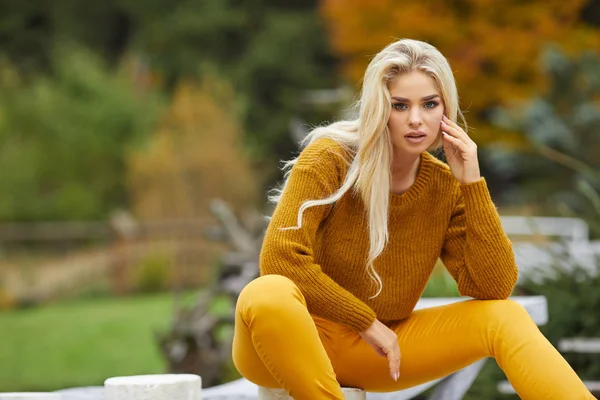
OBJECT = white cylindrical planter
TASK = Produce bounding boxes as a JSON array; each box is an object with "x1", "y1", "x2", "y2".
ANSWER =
[
  {"x1": 104, "y1": 374, "x2": 201, "y2": 400},
  {"x1": 258, "y1": 386, "x2": 365, "y2": 400},
  {"x1": 0, "y1": 395, "x2": 62, "y2": 400}
]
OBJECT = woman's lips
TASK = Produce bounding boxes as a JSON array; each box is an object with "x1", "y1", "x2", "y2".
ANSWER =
[
  {"x1": 405, "y1": 130, "x2": 426, "y2": 137},
  {"x1": 404, "y1": 132, "x2": 427, "y2": 144}
]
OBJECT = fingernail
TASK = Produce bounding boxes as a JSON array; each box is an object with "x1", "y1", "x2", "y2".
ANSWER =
[{"x1": 394, "y1": 372, "x2": 399, "y2": 381}]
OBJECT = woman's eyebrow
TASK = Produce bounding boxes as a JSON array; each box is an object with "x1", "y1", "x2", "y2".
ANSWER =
[{"x1": 391, "y1": 94, "x2": 440, "y2": 102}]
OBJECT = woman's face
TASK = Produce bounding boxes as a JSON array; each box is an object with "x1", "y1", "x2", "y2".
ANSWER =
[{"x1": 387, "y1": 70, "x2": 445, "y2": 156}]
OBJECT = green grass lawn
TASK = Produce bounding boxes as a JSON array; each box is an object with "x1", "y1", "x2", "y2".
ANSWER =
[
  {"x1": 0, "y1": 269, "x2": 455, "y2": 393},
  {"x1": 0, "y1": 292, "x2": 179, "y2": 392}
]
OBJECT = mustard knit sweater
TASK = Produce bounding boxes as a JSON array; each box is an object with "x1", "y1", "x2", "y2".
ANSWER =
[{"x1": 259, "y1": 138, "x2": 519, "y2": 332}]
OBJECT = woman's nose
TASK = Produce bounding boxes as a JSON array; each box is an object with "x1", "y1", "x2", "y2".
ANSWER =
[{"x1": 408, "y1": 108, "x2": 423, "y2": 127}]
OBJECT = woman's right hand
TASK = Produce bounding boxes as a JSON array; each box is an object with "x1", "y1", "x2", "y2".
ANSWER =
[{"x1": 359, "y1": 319, "x2": 401, "y2": 381}]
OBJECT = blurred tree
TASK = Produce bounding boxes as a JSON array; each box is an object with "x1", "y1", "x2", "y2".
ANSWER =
[
  {"x1": 581, "y1": 0, "x2": 600, "y2": 26},
  {"x1": 489, "y1": 46, "x2": 600, "y2": 235},
  {"x1": 0, "y1": 0, "x2": 340, "y2": 188},
  {"x1": 0, "y1": 46, "x2": 161, "y2": 221},
  {"x1": 130, "y1": 0, "x2": 339, "y2": 184},
  {"x1": 0, "y1": 0, "x2": 133, "y2": 73},
  {"x1": 127, "y1": 74, "x2": 260, "y2": 220},
  {"x1": 319, "y1": 0, "x2": 600, "y2": 145}
]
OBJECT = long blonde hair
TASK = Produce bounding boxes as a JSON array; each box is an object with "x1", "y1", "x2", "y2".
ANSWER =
[{"x1": 270, "y1": 39, "x2": 466, "y2": 298}]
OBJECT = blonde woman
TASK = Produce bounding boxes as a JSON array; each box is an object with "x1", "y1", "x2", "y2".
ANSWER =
[{"x1": 232, "y1": 39, "x2": 593, "y2": 399}]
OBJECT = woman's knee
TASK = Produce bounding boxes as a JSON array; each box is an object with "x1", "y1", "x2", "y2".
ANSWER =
[
  {"x1": 237, "y1": 274, "x2": 304, "y2": 316},
  {"x1": 483, "y1": 299, "x2": 531, "y2": 324},
  {"x1": 477, "y1": 299, "x2": 537, "y2": 342}
]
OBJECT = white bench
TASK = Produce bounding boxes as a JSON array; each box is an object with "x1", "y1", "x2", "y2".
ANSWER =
[
  {"x1": 0, "y1": 395, "x2": 62, "y2": 400},
  {"x1": 200, "y1": 296, "x2": 548, "y2": 400},
  {"x1": 258, "y1": 386, "x2": 365, "y2": 399},
  {"x1": 559, "y1": 338, "x2": 600, "y2": 394},
  {"x1": 500, "y1": 216, "x2": 590, "y2": 243},
  {"x1": 499, "y1": 216, "x2": 600, "y2": 282},
  {"x1": 558, "y1": 338, "x2": 600, "y2": 353}
]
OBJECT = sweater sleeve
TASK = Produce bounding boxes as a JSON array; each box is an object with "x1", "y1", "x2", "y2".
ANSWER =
[
  {"x1": 259, "y1": 141, "x2": 377, "y2": 332},
  {"x1": 440, "y1": 178, "x2": 519, "y2": 299}
]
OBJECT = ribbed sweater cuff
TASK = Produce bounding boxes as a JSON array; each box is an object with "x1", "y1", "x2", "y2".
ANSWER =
[
  {"x1": 343, "y1": 305, "x2": 377, "y2": 332},
  {"x1": 459, "y1": 178, "x2": 492, "y2": 210},
  {"x1": 460, "y1": 177, "x2": 490, "y2": 203},
  {"x1": 309, "y1": 276, "x2": 377, "y2": 332}
]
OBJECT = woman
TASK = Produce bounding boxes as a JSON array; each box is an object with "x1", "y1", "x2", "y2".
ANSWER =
[{"x1": 232, "y1": 39, "x2": 593, "y2": 399}]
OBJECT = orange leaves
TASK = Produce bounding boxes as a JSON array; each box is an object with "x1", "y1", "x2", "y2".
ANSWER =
[{"x1": 320, "y1": 0, "x2": 600, "y2": 143}]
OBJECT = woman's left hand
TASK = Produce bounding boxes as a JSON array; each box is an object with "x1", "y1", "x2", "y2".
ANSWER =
[{"x1": 440, "y1": 115, "x2": 481, "y2": 185}]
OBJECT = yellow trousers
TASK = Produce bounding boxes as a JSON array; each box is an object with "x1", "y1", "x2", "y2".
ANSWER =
[{"x1": 232, "y1": 275, "x2": 593, "y2": 399}]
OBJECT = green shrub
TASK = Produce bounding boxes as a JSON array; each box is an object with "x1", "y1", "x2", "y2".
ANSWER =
[
  {"x1": 422, "y1": 263, "x2": 460, "y2": 298},
  {"x1": 0, "y1": 45, "x2": 162, "y2": 221},
  {"x1": 519, "y1": 258, "x2": 600, "y2": 379},
  {"x1": 134, "y1": 252, "x2": 171, "y2": 293},
  {"x1": 0, "y1": 286, "x2": 15, "y2": 310}
]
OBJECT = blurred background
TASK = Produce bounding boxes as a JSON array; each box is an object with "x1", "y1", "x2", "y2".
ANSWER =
[{"x1": 0, "y1": 0, "x2": 599, "y2": 398}]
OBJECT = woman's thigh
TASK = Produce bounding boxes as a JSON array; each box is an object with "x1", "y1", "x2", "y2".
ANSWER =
[
  {"x1": 233, "y1": 311, "x2": 340, "y2": 387},
  {"x1": 332, "y1": 299, "x2": 521, "y2": 392},
  {"x1": 232, "y1": 275, "x2": 341, "y2": 389},
  {"x1": 232, "y1": 299, "x2": 280, "y2": 388}
]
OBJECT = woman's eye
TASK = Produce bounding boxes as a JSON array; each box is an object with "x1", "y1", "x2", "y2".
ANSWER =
[{"x1": 392, "y1": 102, "x2": 438, "y2": 110}]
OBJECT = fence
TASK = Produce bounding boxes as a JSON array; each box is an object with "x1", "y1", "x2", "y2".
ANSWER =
[{"x1": 0, "y1": 213, "x2": 227, "y2": 305}]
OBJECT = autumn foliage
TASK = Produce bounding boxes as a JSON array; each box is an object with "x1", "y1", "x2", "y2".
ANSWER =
[
  {"x1": 127, "y1": 77, "x2": 259, "y2": 219},
  {"x1": 320, "y1": 0, "x2": 600, "y2": 143}
]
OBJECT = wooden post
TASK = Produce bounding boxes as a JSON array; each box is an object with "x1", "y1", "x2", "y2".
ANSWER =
[{"x1": 109, "y1": 210, "x2": 140, "y2": 295}]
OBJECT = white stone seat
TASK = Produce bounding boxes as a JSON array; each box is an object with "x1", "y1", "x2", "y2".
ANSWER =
[
  {"x1": 258, "y1": 386, "x2": 365, "y2": 399},
  {"x1": 104, "y1": 374, "x2": 201, "y2": 400}
]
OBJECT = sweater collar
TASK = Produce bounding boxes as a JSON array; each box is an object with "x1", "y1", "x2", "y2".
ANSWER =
[{"x1": 389, "y1": 152, "x2": 434, "y2": 207}]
